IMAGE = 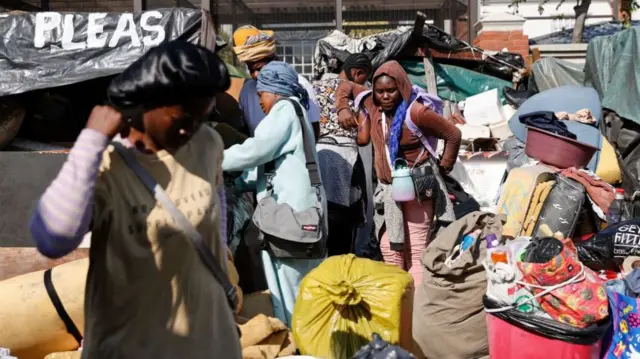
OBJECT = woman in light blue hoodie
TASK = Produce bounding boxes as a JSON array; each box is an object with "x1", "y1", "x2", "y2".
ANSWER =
[{"x1": 222, "y1": 61, "x2": 326, "y2": 327}]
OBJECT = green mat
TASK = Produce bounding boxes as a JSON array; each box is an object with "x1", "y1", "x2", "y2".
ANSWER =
[
  {"x1": 400, "y1": 59, "x2": 511, "y2": 103},
  {"x1": 226, "y1": 62, "x2": 249, "y2": 79}
]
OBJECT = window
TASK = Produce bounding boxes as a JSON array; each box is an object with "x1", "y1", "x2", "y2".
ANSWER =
[{"x1": 276, "y1": 40, "x2": 316, "y2": 80}]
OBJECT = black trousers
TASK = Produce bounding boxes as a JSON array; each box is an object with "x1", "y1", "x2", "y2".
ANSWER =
[{"x1": 327, "y1": 155, "x2": 367, "y2": 256}]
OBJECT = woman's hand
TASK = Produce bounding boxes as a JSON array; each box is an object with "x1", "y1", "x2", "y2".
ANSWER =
[
  {"x1": 451, "y1": 113, "x2": 466, "y2": 125},
  {"x1": 86, "y1": 105, "x2": 123, "y2": 139},
  {"x1": 337, "y1": 108, "x2": 358, "y2": 129}
]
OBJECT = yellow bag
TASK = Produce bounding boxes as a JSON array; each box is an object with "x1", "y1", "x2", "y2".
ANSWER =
[
  {"x1": 596, "y1": 136, "x2": 622, "y2": 185},
  {"x1": 292, "y1": 255, "x2": 414, "y2": 359},
  {"x1": 44, "y1": 351, "x2": 81, "y2": 359},
  {"x1": 0, "y1": 259, "x2": 87, "y2": 359}
]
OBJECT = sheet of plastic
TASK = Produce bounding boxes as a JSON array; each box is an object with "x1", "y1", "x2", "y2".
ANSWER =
[
  {"x1": 585, "y1": 27, "x2": 640, "y2": 125},
  {"x1": 531, "y1": 57, "x2": 585, "y2": 92},
  {"x1": 400, "y1": 59, "x2": 512, "y2": 103},
  {"x1": 292, "y1": 254, "x2": 413, "y2": 359},
  {"x1": 0, "y1": 8, "x2": 204, "y2": 96}
]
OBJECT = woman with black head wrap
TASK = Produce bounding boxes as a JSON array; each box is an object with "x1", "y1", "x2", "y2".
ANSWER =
[
  {"x1": 29, "y1": 40, "x2": 242, "y2": 359},
  {"x1": 312, "y1": 53, "x2": 372, "y2": 255}
]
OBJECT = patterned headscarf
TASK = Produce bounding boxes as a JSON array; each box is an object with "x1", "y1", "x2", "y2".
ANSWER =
[
  {"x1": 256, "y1": 61, "x2": 309, "y2": 109},
  {"x1": 232, "y1": 25, "x2": 276, "y2": 63}
]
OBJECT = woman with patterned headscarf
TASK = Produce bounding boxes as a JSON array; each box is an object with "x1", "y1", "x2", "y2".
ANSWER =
[
  {"x1": 232, "y1": 25, "x2": 321, "y2": 139},
  {"x1": 223, "y1": 61, "x2": 326, "y2": 327}
]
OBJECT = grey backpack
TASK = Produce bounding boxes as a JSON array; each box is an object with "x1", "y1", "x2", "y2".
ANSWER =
[{"x1": 252, "y1": 98, "x2": 327, "y2": 259}]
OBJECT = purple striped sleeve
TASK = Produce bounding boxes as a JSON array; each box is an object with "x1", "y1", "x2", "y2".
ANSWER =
[{"x1": 30, "y1": 129, "x2": 109, "y2": 258}]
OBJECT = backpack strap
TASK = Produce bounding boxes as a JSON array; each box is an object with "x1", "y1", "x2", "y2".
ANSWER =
[
  {"x1": 404, "y1": 86, "x2": 444, "y2": 158},
  {"x1": 112, "y1": 142, "x2": 239, "y2": 312},
  {"x1": 354, "y1": 89, "x2": 372, "y2": 112},
  {"x1": 268, "y1": 98, "x2": 321, "y2": 187},
  {"x1": 44, "y1": 268, "x2": 83, "y2": 345}
]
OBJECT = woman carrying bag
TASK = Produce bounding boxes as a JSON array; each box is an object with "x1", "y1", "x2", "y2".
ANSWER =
[
  {"x1": 335, "y1": 60, "x2": 462, "y2": 286},
  {"x1": 29, "y1": 41, "x2": 241, "y2": 358},
  {"x1": 222, "y1": 61, "x2": 327, "y2": 327}
]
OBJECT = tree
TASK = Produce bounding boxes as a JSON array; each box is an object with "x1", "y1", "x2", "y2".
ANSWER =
[{"x1": 620, "y1": 0, "x2": 640, "y2": 28}]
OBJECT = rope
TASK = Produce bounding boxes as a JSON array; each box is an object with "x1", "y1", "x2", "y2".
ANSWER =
[{"x1": 484, "y1": 261, "x2": 587, "y2": 314}]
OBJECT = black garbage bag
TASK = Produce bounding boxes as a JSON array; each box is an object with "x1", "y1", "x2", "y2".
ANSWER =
[
  {"x1": 484, "y1": 52, "x2": 526, "y2": 79},
  {"x1": 523, "y1": 237, "x2": 563, "y2": 263},
  {"x1": 503, "y1": 86, "x2": 536, "y2": 109},
  {"x1": 573, "y1": 233, "x2": 616, "y2": 271},
  {"x1": 443, "y1": 173, "x2": 480, "y2": 219},
  {"x1": 351, "y1": 333, "x2": 415, "y2": 359},
  {"x1": 483, "y1": 296, "x2": 611, "y2": 345},
  {"x1": 595, "y1": 218, "x2": 640, "y2": 268}
]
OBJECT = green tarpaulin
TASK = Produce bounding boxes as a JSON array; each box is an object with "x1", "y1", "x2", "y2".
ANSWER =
[
  {"x1": 584, "y1": 27, "x2": 640, "y2": 124},
  {"x1": 400, "y1": 59, "x2": 511, "y2": 103}
]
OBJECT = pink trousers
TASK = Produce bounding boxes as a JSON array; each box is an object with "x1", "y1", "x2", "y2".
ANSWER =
[{"x1": 379, "y1": 199, "x2": 434, "y2": 286}]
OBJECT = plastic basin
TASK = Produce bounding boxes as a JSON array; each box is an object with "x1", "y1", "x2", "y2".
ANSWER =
[{"x1": 525, "y1": 126, "x2": 599, "y2": 169}]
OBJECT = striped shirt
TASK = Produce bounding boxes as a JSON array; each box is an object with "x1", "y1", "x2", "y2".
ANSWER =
[{"x1": 30, "y1": 128, "x2": 227, "y2": 258}]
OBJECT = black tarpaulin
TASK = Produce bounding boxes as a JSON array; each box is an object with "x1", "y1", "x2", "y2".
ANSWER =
[{"x1": 0, "y1": 8, "x2": 203, "y2": 96}]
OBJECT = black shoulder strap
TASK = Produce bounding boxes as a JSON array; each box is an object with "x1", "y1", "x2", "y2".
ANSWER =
[
  {"x1": 267, "y1": 98, "x2": 321, "y2": 186},
  {"x1": 44, "y1": 268, "x2": 83, "y2": 345},
  {"x1": 112, "y1": 142, "x2": 238, "y2": 312}
]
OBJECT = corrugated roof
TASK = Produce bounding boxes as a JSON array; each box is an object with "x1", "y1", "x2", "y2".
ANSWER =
[
  {"x1": 529, "y1": 20, "x2": 640, "y2": 44},
  {"x1": 218, "y1": 0, "x2": 447, "y2": 14}
]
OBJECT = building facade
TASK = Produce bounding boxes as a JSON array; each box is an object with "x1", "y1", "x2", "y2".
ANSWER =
[{"x1": 480, "y1": 0, "x2": 639, "y2": 39}]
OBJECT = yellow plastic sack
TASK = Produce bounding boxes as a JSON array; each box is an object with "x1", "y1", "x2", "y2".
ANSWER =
[
  {"x1": 292, "y1": 255, "x2": 414, "y2": 359},
  {"x1": 596, "y1": 136, "x2": 622, "y2": 184},
  {"x1": 44, "y1": 351, "x2": 81, "y2": 359},
  {"x1": 0, "y1": 259, "x2": 87, "y2": 359}
]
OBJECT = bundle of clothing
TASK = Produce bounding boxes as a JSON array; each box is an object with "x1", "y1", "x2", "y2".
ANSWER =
[
  {"x1": 238, "y1": 314, "x2": 296, "y2": 359},
  {"x1": 232, "y1": 25, "x2": 276, "y2": 63}
]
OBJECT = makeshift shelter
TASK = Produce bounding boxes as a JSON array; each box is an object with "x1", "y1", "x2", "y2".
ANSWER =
[
  {"x1": 0, "y1": 8, "x2": 243, "y2": 247},
  {"x1": 313, "y1": 12, "x2": 527, "y2": 85},
  {"x1": 584, "y1": 26, "x2": 640, "y2": 216}
]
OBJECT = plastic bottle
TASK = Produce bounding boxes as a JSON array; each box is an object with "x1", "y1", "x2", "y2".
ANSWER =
[
  {"x1": 608, "y1": 188, "x2": 627, "y2": 225},
  {"x1": 461, "y1": 230, "x2": 482, "y2": 251},
  {"x1": 486, "y1": 233, "x2": 509, "y2": 265}
]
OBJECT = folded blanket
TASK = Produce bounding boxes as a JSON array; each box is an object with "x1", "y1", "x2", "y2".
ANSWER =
[{"x1": 521, "y1": 180, "x2": 555, "y2": 236}]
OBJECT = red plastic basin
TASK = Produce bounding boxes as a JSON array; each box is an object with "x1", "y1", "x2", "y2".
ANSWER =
[
  {"x1": 525, "y1": 126, "x2": 599, "y2": 169},
  {"x1": 487, "y1": 314, "x2": 602, "y2": 359}
]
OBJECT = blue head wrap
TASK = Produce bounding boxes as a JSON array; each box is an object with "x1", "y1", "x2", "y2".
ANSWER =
[
  {"x1": 256, "y1": 61, "x2": 309, "y2": 109},
  {"x1": 388, "y1": 88, "x2": 419, "y2": 165}
]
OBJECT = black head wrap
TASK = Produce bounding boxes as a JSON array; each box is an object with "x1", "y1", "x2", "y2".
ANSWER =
[
  {"x1": 341, "y1": 53, "x2": 372, "y2": 81},
  {"x1": 107, "y1": 40, "x2": 230, "y2": 113}
]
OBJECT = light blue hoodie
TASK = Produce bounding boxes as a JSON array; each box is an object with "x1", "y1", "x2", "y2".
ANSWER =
[
  {"x1": 222, "y1": 96, "x2": 327, "y2": 327},
  {"x1": 222, "y1": 97, "x2": 324, "y2": 213}
]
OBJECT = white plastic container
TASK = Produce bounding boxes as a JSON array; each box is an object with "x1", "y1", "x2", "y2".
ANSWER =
[
  {"x1": 463, "y1": 88, "x2": 507, "y2": 127},
  {"x1": 489, "y1": 120, "x2": 513, "y2": 140}
]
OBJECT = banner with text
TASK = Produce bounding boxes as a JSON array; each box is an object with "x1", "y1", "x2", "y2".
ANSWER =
[{"x1": 0, "y1": 8, "x2": 203, "y2": 96}]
